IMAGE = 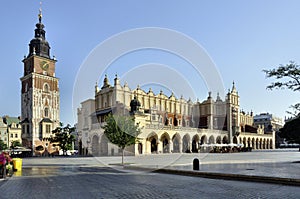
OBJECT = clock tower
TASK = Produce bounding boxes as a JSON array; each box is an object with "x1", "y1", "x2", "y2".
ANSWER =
[{"x1": 20, "y1": 8, "x2": 60, "y2": 152}]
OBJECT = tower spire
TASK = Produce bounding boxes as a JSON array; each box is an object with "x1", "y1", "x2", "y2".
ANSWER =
[
  {"x1": 27, "y1": 1, "x2": 50, "y2": 59},
  {"x1": 38, "y1": 1, "x2": 43, "y2": 23}
]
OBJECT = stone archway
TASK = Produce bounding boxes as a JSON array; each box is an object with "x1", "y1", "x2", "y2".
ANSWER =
[
  {"x1": 270, "y1": 139, "x2": 273, "y2": 149},
  {"x1": 208, "y1": 135, "x2": 215, "y2": 144},
  {"x1": 182, "y1": 134, "x2": 190, "y2": 153},
  {"x1": 233, "y1": 136, "x2": 238, "y2": 144},
  {"x1": 242, "y1": 137, "x2": 247, "y2": 147},
  {"x1": 216, "y1": 136, "x2": 222, "y2": 144},
  {"x1": 260, "y1": 138, "x2": 263, "y2": 149},
  {"x1": 192, "y1": 135, "x2": 200, "y2": 153},
  {"x1": 92, "y1": 135, "x2": 100, "y2": 156},
  {"x1": 138, "y1": 143, "x2": 143, "y2": 154},
  {"x1": 247, "y1": 137, "x2": 251, "y2": 148},
  {"x1": 100, "y1": 134, "x2": 108, "y2": 156},
  {"x1": 172, "y1": 133, "x2": 181, "y2": 153},
  {"x1": 147, "y1": 132, "x2": 158, "y2": 154},
  {"x1": 252, "y1": 138, "x2": 255, "y2": 149},
  {"x1": 222, "y1": 136, "x2": 229, "y2": 144},
  {"x1": 200, "y1": 135, "x2": 207, "y2": 145},
  {"x1": 151, "y1": 138, "x2": 157, "y2": 153},
  {"x1": 161, "y1": 133, "x2": 170, "y2": 153},
  {"x1": 79, "y1": 140, "x2": 82, "y2": 155}
]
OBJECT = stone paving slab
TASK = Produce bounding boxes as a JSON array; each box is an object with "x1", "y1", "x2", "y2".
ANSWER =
[
  {"x1": 2, "y1": 149, "x2": 300, "y2": 186},
  {"x1": 1, "y1": 164, "x2": 300, "y2": 199}
]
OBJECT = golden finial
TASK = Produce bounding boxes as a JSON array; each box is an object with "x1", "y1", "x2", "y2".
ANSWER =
[{"x1": 38, "y1": 1, "x2": 43, "y2": 23}]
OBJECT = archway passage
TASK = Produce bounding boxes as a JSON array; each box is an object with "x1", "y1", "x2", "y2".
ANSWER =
[
  {"x1": 151, "y1": 138, "x2": 157, "y2": 153},
  {"x1": 92, "y1": 135, "x2": 100, "y2": 156},
  {"x1": 256, "y1": 138, "x2": 259, "y2": 149},
  {"x1": 100, "y1": 134, "x2": 108, "y2": 156},
  {"x1": 192, "y1": 135, "x2": 199, "y2": 153},
  {"x1": 216, "y1": 136, "x2": 222, "y2": 144},
  {"x1": 161, "y1": 133, "x2": 170, "y2": 153},
  {"x1": 138, "y1": 143, "x2": 143, "y2": 154},
  {"x1": 162, "y1": 138, "x2": 169, "y2": 153},
  {"x1": 192, "y1": 140, "x2": 197, "y2": 153},
  {"x1": 233, "y1": 136, "x2": 238, "y2": 144},
  {"x1": 222, "y1": 136, "x2": 229, "y2": 144},
  {"x1": 247, "y1": 138, "x2": 251, "y2": 148},
  {"x1": 173, "y1": 138, "x2": 180, "y2": 153},
  {"x1": 79, "y1": 140, "x2": 82, "y2": 155},
  {"x1": 182, "y1": 134, "x2": 190, "y2": 153},
  {"x1": 200, "y1": 135, "x2": 207, "y2": 145},
  {"x1": 252, "y1": 138, "x2": 255, "y2": 149},
  {"x1": 208, "y1": 135, "x2": 215, "y2": 144}
]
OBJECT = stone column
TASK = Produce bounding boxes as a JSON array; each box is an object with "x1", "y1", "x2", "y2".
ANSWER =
[
  {"x1": 157, "y1": 140, "x2": 162, "y2": 154},
  {"x1": 169, "y1": 140, "x2": 173, "y2": 153},
  {"x1": 179, "y1": 140, "x2": 183, "y2": 153}
]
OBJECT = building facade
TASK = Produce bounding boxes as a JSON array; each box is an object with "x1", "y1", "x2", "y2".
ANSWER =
[
  {"x1": 2, "y1": 116, "x2": 22, "y2": 149},
  {"x1": 20, "y1": 9, "x2": 60, "y2": 155},
  {"x1": 253, "y1": 113, "x2": 284, "y2": 132},
  {"x1": 0, "y1": 117, "x2": 8, "y2": 147},
  {"x1": 77, "y1": 76, "x2": 275, "y2": 156}
]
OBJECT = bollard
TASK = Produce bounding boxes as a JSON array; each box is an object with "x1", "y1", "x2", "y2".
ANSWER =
[{"x1": 193, "y1": 158, "x2": 199, "y2": 170}]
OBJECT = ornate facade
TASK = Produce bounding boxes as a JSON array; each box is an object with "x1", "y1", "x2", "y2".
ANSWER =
[
  {"x1": 77, "y1": 76, "x2": 275, "y2": 156},
  {"x1": 20, "y1": 9, "x2": 60, "y2": 155}
]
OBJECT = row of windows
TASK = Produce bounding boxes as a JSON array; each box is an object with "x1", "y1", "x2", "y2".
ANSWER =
[
  {"x1": 25, "y1": 83, "x2": 51, "y2": 92},
  {"x1": 10, "y1": 133, "x2": 19, "y2": 138},
  {"x1": 22, "y1": 124, "x2": 52, "y2": 134}
]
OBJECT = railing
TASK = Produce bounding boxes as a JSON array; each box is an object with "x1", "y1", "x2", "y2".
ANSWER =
[{"x1": 145, "y1": 124, "x2": 228, "y2": 134}]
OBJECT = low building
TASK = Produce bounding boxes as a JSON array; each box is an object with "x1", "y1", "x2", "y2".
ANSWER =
[
  {"x1": 2, "y1": 116, "x2": 22, "y2": 149},
  {"x1": 77, "y1": 76, "x2": 275, "y2": 156},
  {"x1": 253, "y1": 113, "x2": 284, "y2": 133},
  {"x1": 0, "y1": 117, "x2": 8, "y2": 147}
]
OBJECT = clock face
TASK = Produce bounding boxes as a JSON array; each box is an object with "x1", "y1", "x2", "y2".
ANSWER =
[{"x1": 40, "y1": 61, "x2": 49, "y2": 71}]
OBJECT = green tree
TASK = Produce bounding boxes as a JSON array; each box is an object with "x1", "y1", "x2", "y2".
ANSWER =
[
  {"x1": 264, "y1": 61, "x2": 300, "y2": 150},
  {"x1": 0, "y1": 139, "x2": 8, "y2": 151},
  {"x1": 279, "y1": 117, "x2": 300, "y2": 150},
  {"x1": 263, "y1": 61, "x2": 300, "y2": 116},
  {"x1": 50, "y1": 124, "x2": 75, "y2": 156},
  {"x1": 103, "y1": 114, "x2": 141, "y2": 165},
  {"x1": 10, "y1": 140, "x2": 22, "y2": 149}
]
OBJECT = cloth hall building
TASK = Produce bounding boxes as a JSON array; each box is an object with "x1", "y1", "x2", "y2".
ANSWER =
[{"x1": 77, "y1": 75, "x2": 275, "y2": 156}]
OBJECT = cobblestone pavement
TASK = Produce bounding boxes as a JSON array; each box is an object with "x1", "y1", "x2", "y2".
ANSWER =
[
  {"x1": 0, "y1": 165, "x2": 300, "y2": 199},
  {"x1": 1, "y1": 150, "x2": 300, "y2": 199}
]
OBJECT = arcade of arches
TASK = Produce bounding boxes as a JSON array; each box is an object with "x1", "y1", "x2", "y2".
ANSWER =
[{"x1": 83, "y1": 130, "x2": 274, "y2": 156}]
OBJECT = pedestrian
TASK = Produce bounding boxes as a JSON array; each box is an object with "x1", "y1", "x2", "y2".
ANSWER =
[
  {"x1": 0, "y1": 152, "x2": 7, "y2": 179},
  {"x1": 4, "y1": 152, "x2": 12, "y2": 176}
]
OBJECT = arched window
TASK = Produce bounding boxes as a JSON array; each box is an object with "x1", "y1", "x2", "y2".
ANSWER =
[
  {"x1": 44, "y1": 107, "x2": 49, "y2": 117},
  {"x1": 44, "y1": 83, "x2": 49, "y2": 93}
]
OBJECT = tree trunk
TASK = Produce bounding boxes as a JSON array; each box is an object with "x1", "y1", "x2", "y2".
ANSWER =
[{"x1": 122, "y1": 148, "x2": 124, "y2": 166}]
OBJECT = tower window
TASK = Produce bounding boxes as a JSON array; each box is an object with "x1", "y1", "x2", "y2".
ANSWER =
[
  {"x1": 44, "y1": 83, "x2": 49, "y2": 93},
  {"x1": 46, "y1": 125, "x2": 51, "y2": 134},
  {"x1": 44, "y1": 107, "x2": 49, "y2": 117}
]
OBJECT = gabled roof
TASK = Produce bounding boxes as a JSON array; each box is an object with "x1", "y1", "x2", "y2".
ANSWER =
[
  {"x1": 40, "y1": 118, "x2": 53, "y2": 123},
  {"x1": 4, "y1": 117, "x2": 20, "y2": 125}
]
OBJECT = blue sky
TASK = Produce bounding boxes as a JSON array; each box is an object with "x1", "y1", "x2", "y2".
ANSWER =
[{"x1": 1, "y1": 0, "x2": 300, "y2": 125}]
